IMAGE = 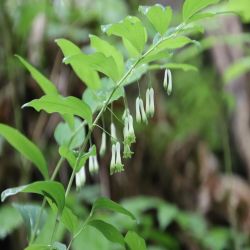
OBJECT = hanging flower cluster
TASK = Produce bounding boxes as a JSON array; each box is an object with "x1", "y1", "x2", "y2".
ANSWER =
[{"x1": 76, "y1": 69, "x2": 173, "y2": 187}]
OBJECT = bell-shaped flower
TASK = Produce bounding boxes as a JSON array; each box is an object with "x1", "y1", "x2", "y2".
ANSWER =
[
  {"x1": 139, "y1": 98, "x2": 148, "y2": 124},
  {"x1": 149, "y1": 87, "x2": 155, "y2": 117},
  {"x1": 100, "y1": 132, "x2": 106, "y2": 156},
  {"x1": 110, "y1": 122, "x2": 117, "y2": 144},
  {"x1": 75, "y1": 166, "x2": 86, "y2": 189},
  {"x1": 136, "y1": 97, "x2": 141, "y2": 123},
  {"x1": 163, "y1": 69, "x2": 172, "y2": 95},
  {"x1": 110, "y1": 144, "x2": 116, "y2": 174}
]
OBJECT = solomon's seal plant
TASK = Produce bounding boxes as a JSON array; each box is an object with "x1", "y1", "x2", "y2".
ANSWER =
[{"x1": 0, "y1": 1, "x2": 224, "y2": 249}]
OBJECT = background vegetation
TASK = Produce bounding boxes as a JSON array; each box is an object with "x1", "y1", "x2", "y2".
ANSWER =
[{"x1": 1, "y1": 0, "x2": 250, "y2": 249}]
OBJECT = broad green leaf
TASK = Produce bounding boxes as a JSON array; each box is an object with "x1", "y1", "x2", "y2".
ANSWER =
[
  {"x1": 88, "y1": 219, "x2": 124, "y2": 246},
  {"x1": 59, "y1": 145, "x2": 96, "y2": 171},
  {"x1": 23, "y1": 95, "x2": 92, "y2": 125},
  {"x1": 83, "y1": 78, "x2": 124, "y2": 113},
  {"x1": 92, "y1": 197, "x2": 136, "y2": 220},
  {"x1": 16, "y1": 55, "x2": 58, "y2": 95},
  {"x1": 0, "y1": 205, "x2": 22, "y2": 239},
  {"x1": 13, "y1": 203, "x2": 47, "y2": 241},
  {"x1": 56, "y1": 39, "x2": 101, "y2": 89},
  {"x1": 61, "y1": 206, "x2": 80, "y2": 233},
  {"x1": 182, "y1": 0, "x2": 220, "y2": 21},
  {"x1": 224, "y1": 57, "x2": 250, "y2": 82},
  {"x1": 125, "y1": 231, "x2": 147, "y2": 250},
  {"x1": 102, "y1": 16, "x2": 147, "y2": 56},
  {"x1": 65, "y1": 52, "x2": 120, "y2": 81},
  {"x1": 1, "y1": 181, "x2": 65, "y2": 213},
  {"x1": 139, "y1": 4, "x2": 172, "y2": 35},
  {"x1": 125, "y1": 63, "x2": 149, "y2": 86},
  {"x1": 188, "y1": 12, "x2": 216, "y2": 22},
  {"x1": 157, "y1": 203, "x2": 178, "y2": 229},
  {"x1": 54, "y1": 118, "x2": 85, "y2": 149},
  {"x1": 0, "y1": 123, "x2": 48, "y2": 179},
  {"x1": 139, "y1": 51, "x2": 171, "y2": 65},
  {"x1": 90, "y1": 35, "x2": 124, "y2": 77}
]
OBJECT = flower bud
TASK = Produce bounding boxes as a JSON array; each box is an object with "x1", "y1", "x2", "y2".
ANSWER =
[
  {"x1": 93, "y1": 155, "x2": 99, "y2": 172},
  {"x1": 88, "y1": 156, "x2": 95, "y2": 173},
  {"x1": 76, "y1": 166, "x2": 86, "y2": 189},
  {"x1": 167, "y1": 69, "x2": 172, "y2": 95},
  {"x1": 139, "y1": 99, "x2": 148, "y2": 124},
  {"x1": 110, "y1": 144, "x2": 116, "y2": 174},
  {"x1": 146, "y1": 88, "x2": 150, "y2": 117},
  {"x1": 149, "y1": 87, "x2": 155, "y2": 117},
  {"x1": 136, "y1": 97, "x2": 141, "y2": 123},
  {"x1": 100, "y1": 132, "x2": 106, "y2": 156},
  {"x1": 110, "y1": 122, "x2": 117, "y2": 144}
]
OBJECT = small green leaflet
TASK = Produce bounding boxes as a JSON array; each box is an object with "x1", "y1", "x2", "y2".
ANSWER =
[
  {"x1": 54, "y1": 117, "x2": 85, "y2": 149},
  {"x1": 83, "y1": 77, "x2": 124, "y2": 113},
  {"x1": 56, "y1": 39, "x2": 101, "y2": 89},
  {"x1": 24, "y1": 242, "x2": 67, "y2": 250},
  {"x1": 139, "y1": 4, "x2": 172, "y2": 35},
  {"x1": 64, "y1": 52, "x2": 120, "y2": 82},
  {"x1": 1, "y1": 181, "x2": 65, "y2": 213},
  {"x1": 16, "y1": 55, "x2": 58, "y2": 95},
  {"x1": 125, "y1": 231, "x2": 147, "y2": 250},
  {"x1": 91, "y1": 197, "x2": 136, "y2": 221},
  {"x1": 89, "y1": 35, "x2": 124, "y2": 78},
  {"x1": 59, "y1": 144, "x2": 96, "y2": 171},
  {"x1": 22, "y1": 94, "x2": 92, "y2": 125},
  {"x1": 182, "y1": 0, "x2": 220, "y2": 21},
  {"x1": 88, "y1": 219, "x2": 124, "y2": 246},
  {"x1": 102, "y1": 16, "x2": 147, "y2": 57},
  {"x1": 0, "y1": 123, "x2": 48, "y2": 179}
]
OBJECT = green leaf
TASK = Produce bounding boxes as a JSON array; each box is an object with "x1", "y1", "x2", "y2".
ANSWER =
[
  {"x1": 1, "y1": 181, "x2": 65, "y2": 213},
  {"x1": 61, "y1": 206, "x2": 80, "y2": 233},
  {"x1": 56, "y1": 39, "x2": 101, "y2": 89},
  {"x1": 102, "y1": 16, "x2": 147, "y2": 56},
  {"x1": 224, "y1": 57, "x2": 250, "y2": 82},
  {"x1": 23, "y1": 94, "x2": 92, "y2": 125},
  {"x1": 83, "y1": 78, "x2": 124, "y2": 113},
  {"x1": 157, "y1": 203, "x2": 178, "y2": 229},
  {"x1": 0, "y1": 123, "x2": 48, "y2": 179},
  {"x1": 16, "y1": 55, "x2": 58, "y2": 95},
  {"x1": 0, "y1": 205, "x2": 22, "y2": 239},
  {"x1": 88, "y1": 219, "x2": 124, "y2": 246},
  {"x1": 13, "y1": 203, "x2": 47, "y2": 241},
  {"x1": 92, "y1": 197, "x2": 136, "y2": 220},
  {"x1": 90, "y1": 35, "x2": 124, "y2": 77},
  {"x1": 125, "y1": 231, "x2": 147, "y2": 250},
  {"x1": 182, "y1": 0, "x2": 220, "y2": 21},
  {"x1": 139, "y1": 4, "x2": 172, "y2": 35},
  {"x1": 53, "y1": 242, "x2": 67, "y2": 250},
  {"x1": 65, "y1": 52, "x2": 120, "y2": 81},
  {"x1": 59, "y1": 145, "x2": 96, "y2": 171},
  {"x1": 54, "y1": 117, "x2": 85, "y2": 149}
]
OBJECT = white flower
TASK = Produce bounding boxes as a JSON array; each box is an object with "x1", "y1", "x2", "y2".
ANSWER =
[
  {"x1": 110, "y1": 142, "x2": 124, "y2": 174},
  {"x1": 100, "y1": 132, "x2": 106, "y2": 156},
  {"x1": 149, "y1": 87, "x2": 155, "y2": 117},
  {"x1": 139, "y1": 98, "x2": 148, "y2": 124},
  {"x1": 146, "y1": 88, "x2": 150, "y2": 117},
  {"x1": 75, "y1": 166, "x2": 86, "y2": 189},
  {"x1": 88, "y1": 156, "x2": 95, "y2": 173},
  {"x1": 163, "y1": 69, "x2": 172, "y2": 95},
  {"x1": 136, "y1": 97, "x2": 141, "y2": 123},
  {"x1": 110, "y1": 122, "x2": 117, "y2": 144},
  {"x1": 128, "y1": 114, "x2": 135, "y2": 139},
  {"x1": 146, "y1": 87, "x2": 155, "y2": 118}
]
